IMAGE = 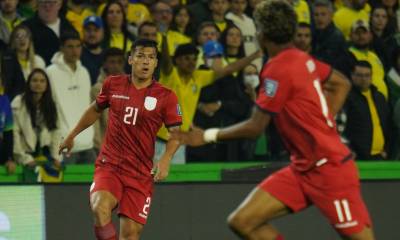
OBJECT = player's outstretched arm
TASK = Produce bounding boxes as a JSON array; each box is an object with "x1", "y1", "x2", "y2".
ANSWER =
[
  {"x1": 323, "y1": 69, "x2": 351, "y2": 116},
  {"x1": 170, "y1": 107, "x2": 271, "y2": 146},
  {"x1": 58, "y1": 102, "x2": 102, "y2": 156}
]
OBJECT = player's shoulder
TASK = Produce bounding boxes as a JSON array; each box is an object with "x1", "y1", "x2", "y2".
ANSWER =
[
  {"x1": 152, "y1": 81, "x2": 175, "y2": 95},
  {"x1": 104, "y1": 74, "x2": 129, "y2": 86}
]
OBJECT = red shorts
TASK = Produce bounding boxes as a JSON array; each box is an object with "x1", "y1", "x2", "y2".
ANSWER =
[
  {"x1": 90, "y1": 165, "x2": 153, "y2": 225},
  {"x1": 259, "y1": 160, "x2": 372, "y2": 236}
]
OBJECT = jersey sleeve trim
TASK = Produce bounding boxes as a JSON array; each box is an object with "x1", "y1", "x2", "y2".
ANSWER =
[
  {"x1": 255, "y1": 104, "x2": 277, "y2": 116},
  {"x1": 95, "y1": 99, "x2": 109, "y2": 110}
]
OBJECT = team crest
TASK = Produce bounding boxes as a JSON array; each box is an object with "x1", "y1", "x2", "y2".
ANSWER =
[
  {"x1": 144, "y1": 96, "x2": 157, "y2": 111},
  {"x1": 264, "y1": 79, "x2": 278, "y2": 97}
]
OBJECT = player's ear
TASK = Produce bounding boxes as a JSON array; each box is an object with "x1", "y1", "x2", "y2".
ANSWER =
[
  {"x1": 128, "y1": 55, "x2": 133, "y2": 65},
  {"x1": 154, "y1": 58, "x2": 158, "y2": 68}
]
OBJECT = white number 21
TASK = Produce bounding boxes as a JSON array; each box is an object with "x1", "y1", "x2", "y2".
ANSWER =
[{"x1": 123, "y1": 106, "x2": 138, "y2": 125}]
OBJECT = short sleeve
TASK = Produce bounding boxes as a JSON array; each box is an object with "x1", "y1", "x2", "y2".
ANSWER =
[
  {"x1": 314, "y1": 59, "x2": 332, "y2": 83},
  {"x1": 163, "y1": 91, "x2": 182, "y2": 128},
  {"x1": 255, "y1": 69, "x2": 291, "y2": 114},
  {"x1": 96, "y1": 77, "x2": 111, "y2": 109}
]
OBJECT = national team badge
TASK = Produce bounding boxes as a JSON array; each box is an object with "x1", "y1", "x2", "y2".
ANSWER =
[
  {"x1": 144, "y1": 96, "x2": 157, "y2": 111},
  {"x1": 177, "y1": 104, "x2": 182, "y2": 116},
  {"x1": 264, "y1": 79, "x2": 278, "y2": 97}
]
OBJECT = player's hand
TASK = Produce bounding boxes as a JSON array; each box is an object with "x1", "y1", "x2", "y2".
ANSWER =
[
  {"x1": 59, "y1": 136, "x2": 74, "y2": 157},
  {"x1": 170, "y1": 126, "x2": 206, "y2": 147},
  {"x1": 152, "y1": 160, "x2": 170, "y2": 182},
  {"x1": 5, "y1": 160, "x2": 16, "y2": 175}
]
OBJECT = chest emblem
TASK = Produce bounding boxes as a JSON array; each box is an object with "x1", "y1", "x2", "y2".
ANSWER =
[{"x1": 144, "y1": 96, "x2": 157, "y2": 111}]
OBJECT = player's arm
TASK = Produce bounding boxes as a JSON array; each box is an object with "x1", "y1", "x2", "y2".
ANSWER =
[
  {"x1": 160, "y1": 34, "x2": 173, "y2": 75},
  {"x1": 213, "y1": 50, "x2": 262, "y2": 80},
  {"x1": 59, "y1": 102, "x2": 103, "y2": 155},
  {"x1": 153, "y1": 126, "x2": 181, "y2": 182},
  {"x1": 322, "y1": 69, "x2": 351, "y2": 116},
  {"x1": 171, "y1": 107, "x2": 271, "y2": 146}
]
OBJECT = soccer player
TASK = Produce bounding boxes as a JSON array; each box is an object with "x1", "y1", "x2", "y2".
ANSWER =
[
  {"x1": 59, "y1": 39, "x2": 182, "y2": 240},
  {"x1": 170, "y1": 1, "x2": 375, "y2": 239}
]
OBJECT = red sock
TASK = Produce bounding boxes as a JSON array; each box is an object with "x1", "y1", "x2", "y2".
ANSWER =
[
  {"x1": 275, "y1": 234, "x2": 284, "y2": 240},
  {"x1": 94, "y1": 222, "x2": 117, "y2": 240}
]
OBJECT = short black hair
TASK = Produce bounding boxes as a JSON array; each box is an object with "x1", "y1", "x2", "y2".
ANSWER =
[
  {"x1": 103, "y1": 47, "x2": 125, "y2": 62},
  {"x1": 60, "y1": 30, "x2": 80, "y2": 46},
  {"x1": 174, "y1": 43, "x2": 199, "y2": 59},
  {"x1": 352, "y1": 60, "x2": 372, "y2": 72},
  {"x1": 298, "y1": 22, "x2": 311, "y2": 29},
  {"x1": 130, "y1": 38, "x2": 158, "y2": 53}
]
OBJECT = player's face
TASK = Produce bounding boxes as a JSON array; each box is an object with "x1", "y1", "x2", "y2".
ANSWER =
[
  {"x1": 104, "y1": 55, "x2": 125, "y2": 75},
  {"x1": 351, "y1": 66, "x2": 372, "y2": 91},
  {"x1": 29, "y1": 72, "x2": 48, "y2": 94},
  {"x1": 129, "y1": 46, "x2": 158, "y2": 80},
  {"x1": 313, "y1": 6, "x2": 332, "y2": 30},
  {"x1": 61, "y1": 39, "x2": 82, "y2": 63}
]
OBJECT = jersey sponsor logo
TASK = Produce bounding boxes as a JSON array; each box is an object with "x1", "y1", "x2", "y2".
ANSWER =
[
  {"x1": 264, "y1": 79, "x2": 278, "y2": 97},
  {"x1": 177, "y1": 104, "x2": 182, "y2": 116},
  {"x1": 144, "y1": 96, "x2": 157, "y2": 111},
  {"x1": 112, "y1": 94, "x2": 130, "y2": 100}
]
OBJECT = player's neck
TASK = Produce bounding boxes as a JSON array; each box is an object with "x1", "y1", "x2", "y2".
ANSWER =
[
  {"x1": 267, "y1": 42, "x2": 294, "y2": 58},
  {"x1": 131, "y1": 76, "x2": 152, "y2": 89}
]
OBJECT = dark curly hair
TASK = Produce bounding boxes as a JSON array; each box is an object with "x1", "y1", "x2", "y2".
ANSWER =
[{"x1": 254, "y1": 0, "x2": 297, "y2": 44}]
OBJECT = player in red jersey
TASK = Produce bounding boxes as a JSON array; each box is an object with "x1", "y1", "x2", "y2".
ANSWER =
[
  {"x1": 170, "y1": 1, "x2": 375, "y2": 239},
  {"x1": 59, "y1": 39, "x2": 182, "y2": 240}
]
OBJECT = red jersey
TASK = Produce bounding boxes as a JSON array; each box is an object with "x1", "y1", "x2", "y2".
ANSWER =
[
  {"x1": 96, "y1": 75, "x2": 182, "y2": 179},
  {"x1": 256, "y1": 48, "x2": 351, "y2": 171}
]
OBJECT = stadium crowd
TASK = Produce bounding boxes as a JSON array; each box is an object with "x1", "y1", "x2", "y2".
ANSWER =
[{"x1": 1, "y1": 0, "x2": 400, "y2": 176}]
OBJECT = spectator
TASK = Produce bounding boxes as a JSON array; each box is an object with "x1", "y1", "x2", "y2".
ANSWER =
[
  {"x1": 370, "y1": 5, "x2": 392, "y2": 70},
  {"x1": 90, "y1": 47, "x2": 125, "y2": 152},
  {"x1": 96, "y1": 0, "x2": 151, "y2": 27},
  {"x1": 46, "y1": 30, "x2": 95, "y2": 164},
  {"x1": 207, "y1": 0, "x2": 232, "y2": 32},
  {"x1": 245, "y1": 0, "x2": 262, "y2": 16},
  {"x1": 155, "y1": 40, "x2": 261, "y2": 163},
  {"x1": 386, "y1": 48, "x2": 400, "y2": 107},
  {"x1": 380, "y1": 0, "x2": 399, "y2": 33},
  {"x1": 11, "y1": 68, "x2": 62, "y2": 168},
  {"x1": 0, "y1": 92, "x2": 16, "y2": 174},
  {"x1": 18, "y1": 0, "x2": 36, "y2": 19},
  {"x1": 0, "y1": 0, "x2": 24, "y2": 43},
  {"x1": 293, "y1": 22, "x2": 312, "y2": 53},
  {"x1": 101, "y1": 1, "x2": 134, "y2": 53},
  {"x1": 226, "y1": 0, "x2": 261, "y2": 69},
  {"x1": 187, "y1": 0, "x2": 211, "y2": 28},
  {"x1": 9, "y1": 24, "x2": 46, "y2": 81},
  {"x1": 348, "y1": 19, "x2": 388, "y2": 99},
  {"x1": 312, "y1": 0, "x2": 348, "y2": 69},
  {"x1": 333, "y1": 0, "x2": 370, "y2": 40},
  {"x1": 290, "y1": 0, "x2": 311, "y2": 24},
  {"x1": 170, "y1": 5, "x2": 194, "y2": 39},
  {"x1": 81, "y1": 16, "x2": 104, "y2": 85},
  {"x1": 152, "y1": 1, "x2": 190, "y2": 56},
  {"x1": 138, "y1": 21, "x2": 157, "y2": 41},
  {"x1": 22, "y1": 0, "x2": 76, "y2": 65},
  {"x1": 195, "y1": 21, "x2": 220, "y2": 67},
  {"x1": 344, "y1": 61, "x2": 390, "y2": 160},
  {"x1": 65, "y1": 0, "x2": 94, "y2": 38},
  {"x1": 0, "y1": 41, "x2": 25, "y2": 100}
]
